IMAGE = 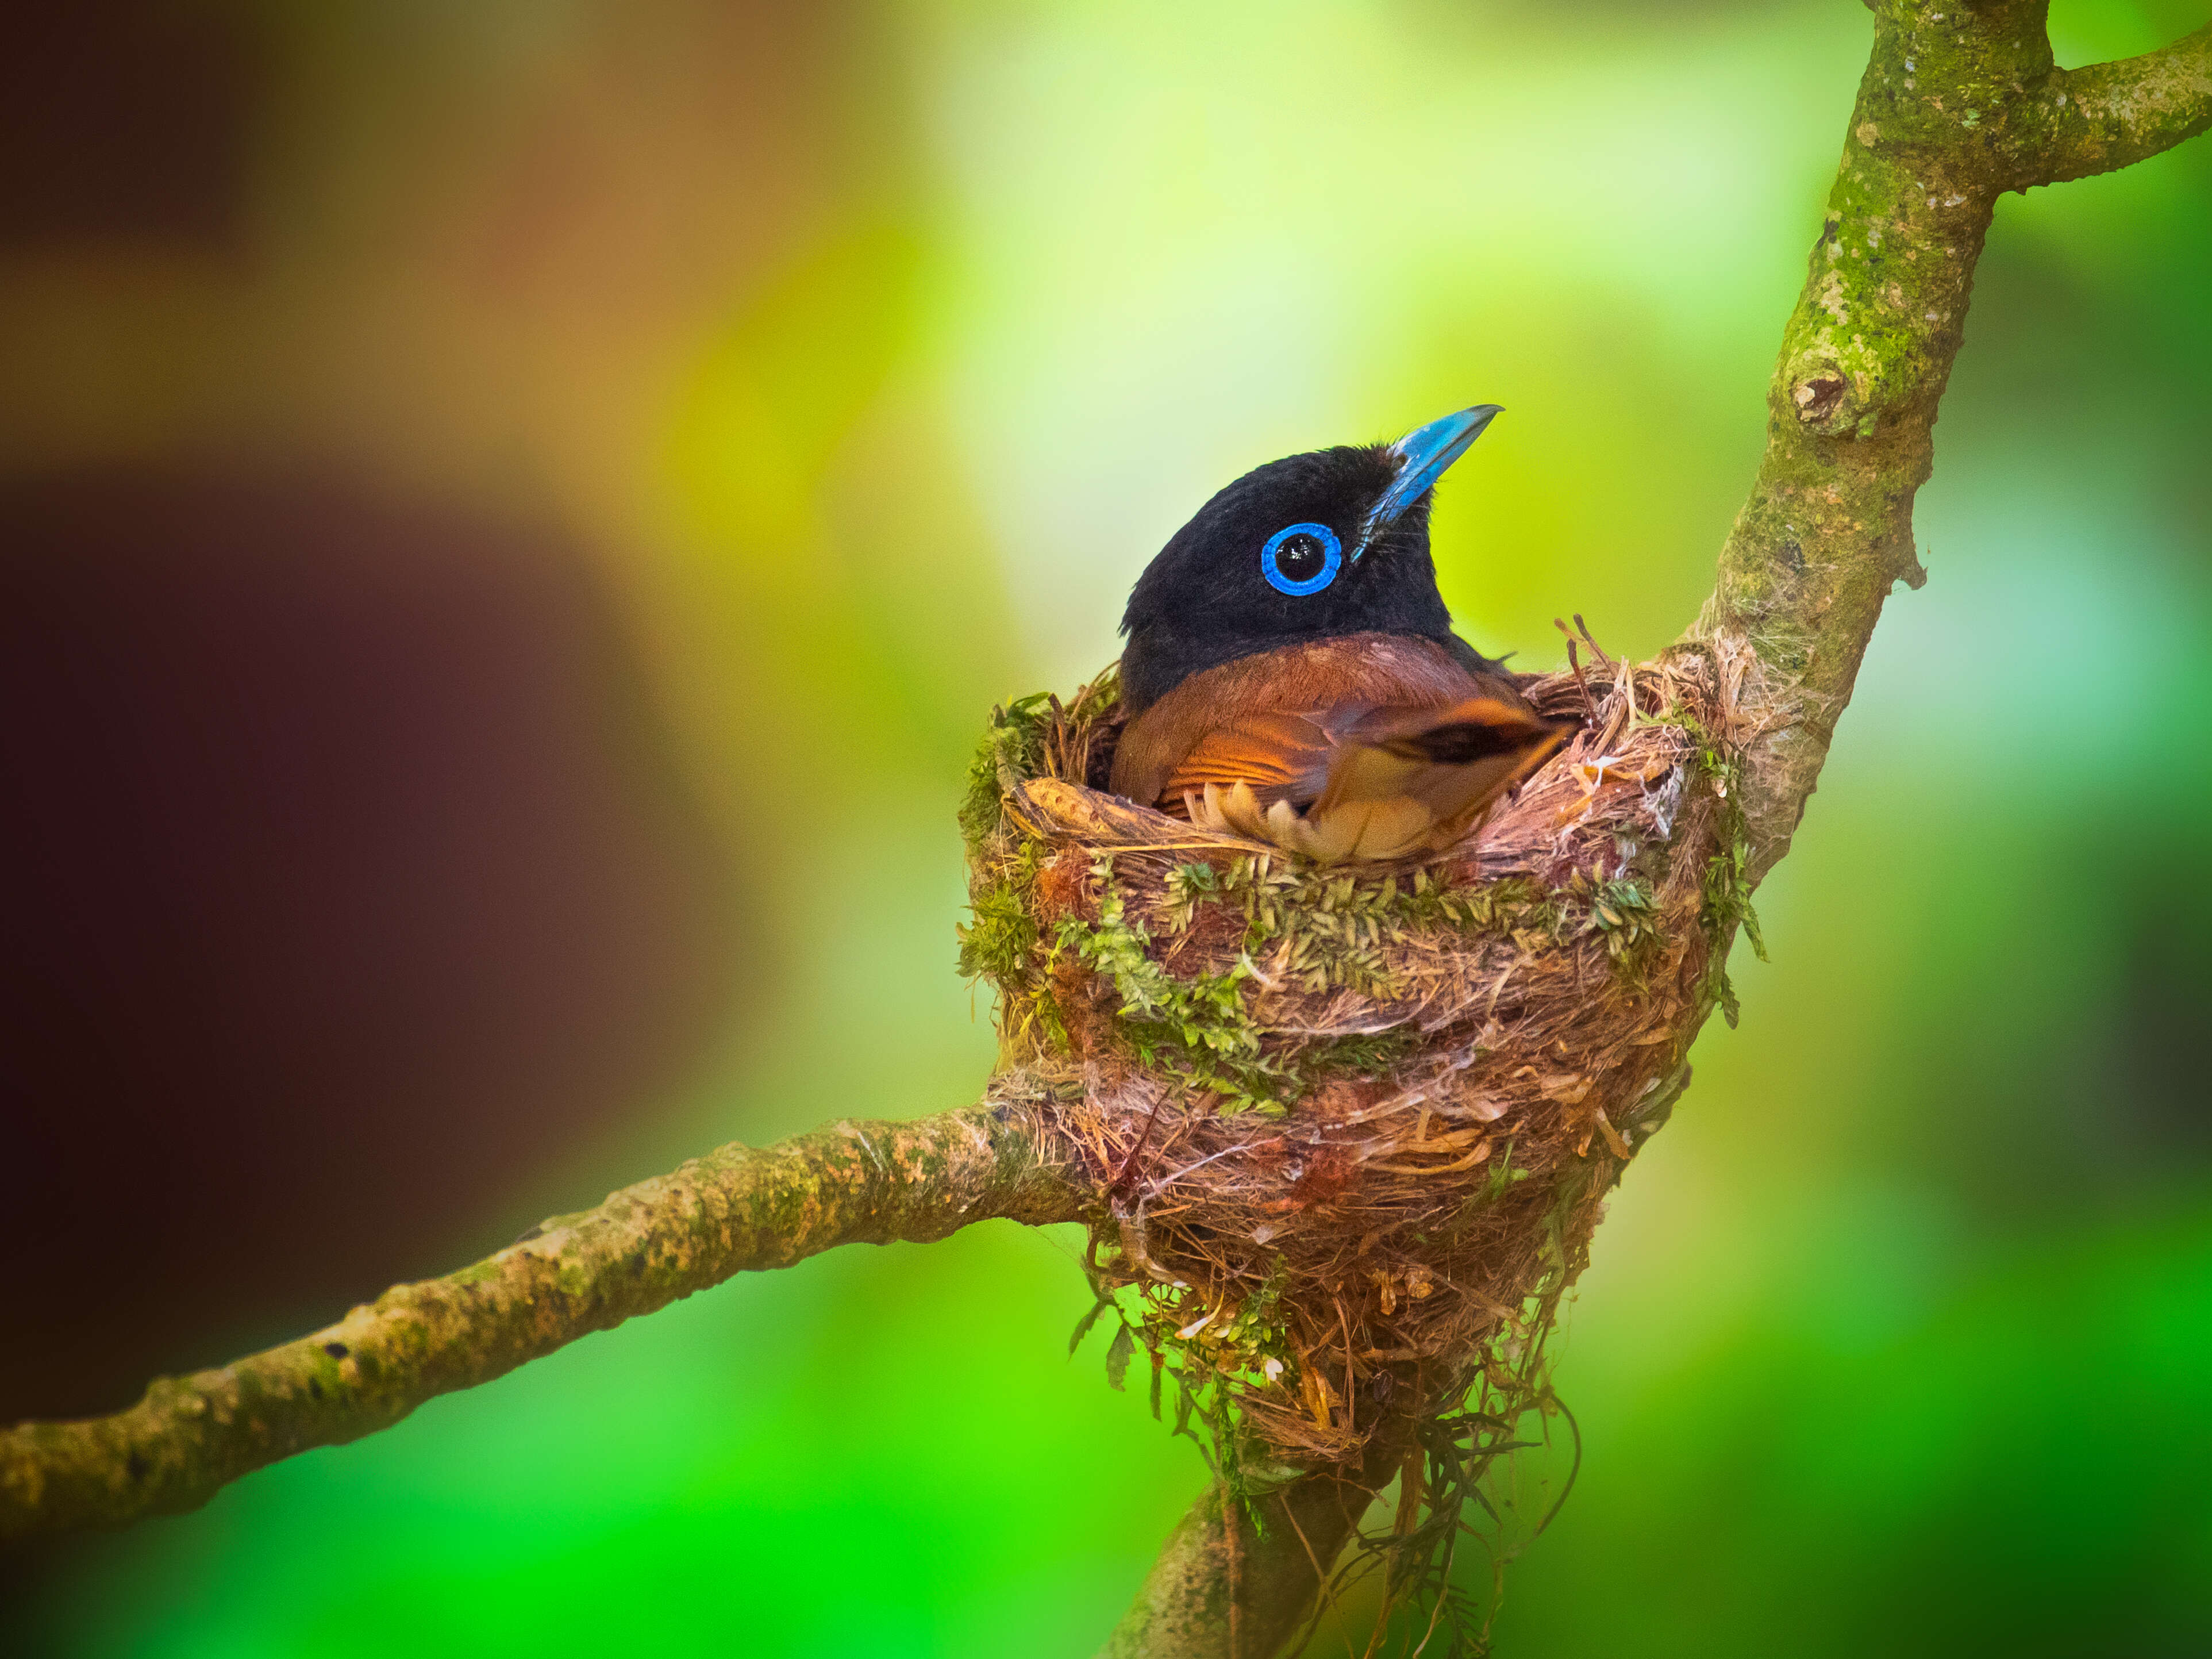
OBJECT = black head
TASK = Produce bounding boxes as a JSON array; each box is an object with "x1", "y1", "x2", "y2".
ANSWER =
[{"x1": 1118, "y1": 406, "x2": 1503, "y2": 715}]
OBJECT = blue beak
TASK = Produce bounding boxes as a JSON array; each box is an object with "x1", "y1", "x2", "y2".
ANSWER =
[{"x1": 1352, "y1": 404, "x2": 1502, "y2": 560}]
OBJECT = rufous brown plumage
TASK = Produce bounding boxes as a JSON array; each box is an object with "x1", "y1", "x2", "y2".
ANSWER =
[{"x1": 1109, "y1": 408, "x2": 1571, "y2": 862}]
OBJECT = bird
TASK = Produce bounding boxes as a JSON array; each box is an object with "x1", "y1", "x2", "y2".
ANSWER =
[{"x1": 1108, "y1": 406, "x2": 1573, "y2": 864}]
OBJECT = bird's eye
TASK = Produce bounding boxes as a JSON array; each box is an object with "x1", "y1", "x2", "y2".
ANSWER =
[{"x1": 1260, "y1": 523, "x2": 1341, "y2": 596}]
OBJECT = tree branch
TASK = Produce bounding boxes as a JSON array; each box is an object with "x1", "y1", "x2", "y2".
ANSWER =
[
  {"x1": 1694, "y1": 1, "x2": 2211, "y2": 884},
  {"x1": 0, "y1": 1092, "x2": 1087, "y2": 1544},
  {"x1": 2034, "y1": 23, "x2": 2212, "y2": 186},
  {"x1": 1098, "y1": 1445, "x2": 1401, "y2": 1659}
]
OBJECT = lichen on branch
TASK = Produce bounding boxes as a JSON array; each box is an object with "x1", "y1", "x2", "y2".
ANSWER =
[
  {"x1": 1698, "y1": 1, "x2": 2212, "y2": 884},
  {"x1": 2033, "y1": 22, "x2": 2212, "y2": 186},
  {"x1": 0, "y1": 1095, "x2": 1086, "y2": 1543}
]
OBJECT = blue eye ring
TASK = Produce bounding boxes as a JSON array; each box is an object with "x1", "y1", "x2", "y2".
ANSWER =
[{"x1": 1260, "y1": 523, "x2": 1342, "y2": 596}]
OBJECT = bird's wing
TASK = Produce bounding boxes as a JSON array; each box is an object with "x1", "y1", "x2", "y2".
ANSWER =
[
  {"x1": 1108, "y1": 632, "x2": 1486, "y2": 807},
  {"x1": 1298, "y1": 697, "x2": 1573, "y2": 862},
  {"x1": 1155, "y1": 709, "x2": 1341, "y2": 812}
]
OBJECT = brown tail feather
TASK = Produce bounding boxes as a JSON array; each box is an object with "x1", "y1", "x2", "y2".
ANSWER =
[
  {"x1": 1303, "y1": 697, "x2": 1573, "y2": 861},
  {"x1": 1183, "y1": 697, "x2": 1572, "y2": 862}
]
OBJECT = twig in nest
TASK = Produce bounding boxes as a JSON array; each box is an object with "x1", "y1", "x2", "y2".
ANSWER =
[
  {"x1": 1572, "y1": 613, "x2": 1640, "y2": 719},
  {"x1": 1109, "y1": 1084, "x2": 1172, "y2": 1201},
  {"x1": 1569, "y1": 613, "x2": 1614, "y2": 672},
  {"x1": 1553, "y1": 617, "x2": 1599, "y2": 724}
]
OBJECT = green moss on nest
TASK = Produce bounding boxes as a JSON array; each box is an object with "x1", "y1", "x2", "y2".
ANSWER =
[
  {"x1": 1200, "y1": 857, "x2": 1565, "y2": 993},
  {"x1": 1653, "y1": 698, "x2": 1768, "y2": 1024},
  {"x1": 959, "y1": 692, "x2": 1055, "y2": 853},
  {"x1": 1043, "y1": 852, "x2": 1426, "y2": 1114},
  {"x1": 955, "y1": 842, "x2": 1042, "y2": 984},
  {"x1": 958, "y1": 840, "x2": 1067, "y2": 1057}
]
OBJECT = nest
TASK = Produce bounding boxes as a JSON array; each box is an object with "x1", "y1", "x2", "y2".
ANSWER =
[{"x1": 960, "y1": 642, "x2": 1753, "y2": 1488}]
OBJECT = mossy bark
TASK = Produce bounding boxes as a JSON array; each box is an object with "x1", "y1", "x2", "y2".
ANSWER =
[
  {"x1": 1698, "y1": 1, "x2": 2211, "y2": 884},
  {"x1": 0, "y1": 1096, "x2": 1086, "y2": 1543},
  {"x1": 1098, "y1": 1441, "x2": 1404, "y2": 1659}
]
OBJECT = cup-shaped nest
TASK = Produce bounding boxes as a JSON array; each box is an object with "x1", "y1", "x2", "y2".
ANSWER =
[{"x1": 960, "y1": 644, "x2": 1751, "y2": 1470}]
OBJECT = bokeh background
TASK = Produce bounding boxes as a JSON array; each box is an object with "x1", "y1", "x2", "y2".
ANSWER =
[{"x1": 5, "y1": 1, "x2": 2209, "y2": 1654}]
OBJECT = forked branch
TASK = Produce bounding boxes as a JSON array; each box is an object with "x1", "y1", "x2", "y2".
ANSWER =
[{"x1": 1699, "y1": 2, "x2": 2211, "y2": 883}]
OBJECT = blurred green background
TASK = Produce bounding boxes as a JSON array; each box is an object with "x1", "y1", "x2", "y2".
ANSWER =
[{"x1": 5, "y1": 1, "x2": 2209, "y2": 1654}]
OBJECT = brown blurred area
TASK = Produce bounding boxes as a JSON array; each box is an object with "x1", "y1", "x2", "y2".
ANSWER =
[
  {"x1": 0, "y1": 469, "x2": 742, "y2": 1424},
  {"x1": 0, "y1": 6, "x2": 259, "y2": 250},
  {"x1": 0, "y1": 0, "x2": 866, "y2": 1430}
]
